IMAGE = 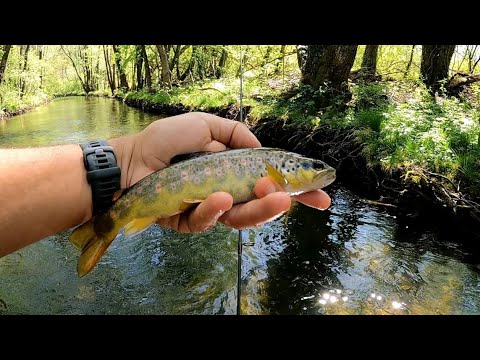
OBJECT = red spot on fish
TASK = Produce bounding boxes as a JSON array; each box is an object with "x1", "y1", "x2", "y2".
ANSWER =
[
  {"x1": 181, "y1": 171, "x2": 189, "y2": 179},
  {"x1": 125, "y1": 199, "x2": 130, "y2": 207},
  {"x1": 155, "y1": 184, "x2": 162, "y2": 192},
  {"x1": 110, "y1": 211, "x2": 118, "y2": 220}
]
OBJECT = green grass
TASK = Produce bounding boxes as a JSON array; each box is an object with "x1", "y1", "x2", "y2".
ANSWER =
[
  {"x1": 124, "y1": 79, "x2": 247, "y2": 111},
  {"x1": 350, "y1": 82, "x2": 480, "y2": 195}
]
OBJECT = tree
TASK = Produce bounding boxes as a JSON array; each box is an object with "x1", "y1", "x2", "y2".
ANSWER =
[
  {"x1": 140, "y1": 45, "x2": 152, "y2": 90},
  {"x1": 404, "y1": 45, "x2": 416, "y2": 79},
  {"x1": 155, "y1": 45, "x2": 172, "y2": 88},
  {"x1": 0, "y1": 45, "x2": 12, "y2": 87},
  {"x1": 112, "y1": 45, "x2": 129, "y2": 91},
  {"x1": 360, "y1": 45, "x2": 379, "y2": 80},
  {"x1": 420, "y1": 45, "x2": 456, "y2": 93},
  {"x1": 300, "y1": 45, "x2": 358, "y2": 104},
  {"x1": 135, "y1": 45, "x2": 144, "y2": 90},
  {"x1": 216, "y1": 46, "x2": 228, "y2": 78},
  {"x1": 103, "y1": 45, "x2": 116, "y2": 95},
  {"x1": 19, "y1": 45, "x2": 30, "y2": 98},
  {"x1": 61, "y1": 45, "x2": 96, "y2": 93}
]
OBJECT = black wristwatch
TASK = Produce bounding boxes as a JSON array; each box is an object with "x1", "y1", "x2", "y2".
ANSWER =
[{"x1": 80, "y1": 140, "x2": 121, "y2": 214}]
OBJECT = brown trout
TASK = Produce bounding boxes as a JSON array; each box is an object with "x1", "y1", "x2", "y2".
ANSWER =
[{"x1": 69, "y1": 148, "x2": 336, "y2": 277}]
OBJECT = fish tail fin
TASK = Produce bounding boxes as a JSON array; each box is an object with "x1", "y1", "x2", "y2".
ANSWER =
[
  {"x1": 69, "y1": 218, "x2": 115, "y2": 277},
  {"x1": 77, "y1": 237, "x2": 113, "y2": 277}
]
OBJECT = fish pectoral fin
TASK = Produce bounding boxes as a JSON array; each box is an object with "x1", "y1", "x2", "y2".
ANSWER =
[
  {"x1": 266, "y1": 162, "x2": 288, "y2": 186},
  {"x1": 179, "y1": 199, "x2": 205, "y2": 212},
  {"x1": 124, "y1": 217, "x2": 158, "y2": 237}
]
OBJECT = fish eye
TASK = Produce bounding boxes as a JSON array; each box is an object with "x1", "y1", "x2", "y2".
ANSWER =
[{"x1": 312, "y1": 161, "x2": 326, "y2": 170}]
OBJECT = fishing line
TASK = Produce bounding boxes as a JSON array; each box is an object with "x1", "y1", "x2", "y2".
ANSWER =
[{"x1": 237, "y1": 46, "x2": 244, "y2": 316}]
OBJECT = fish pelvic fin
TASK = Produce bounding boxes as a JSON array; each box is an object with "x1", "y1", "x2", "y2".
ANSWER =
[{"x1": 124, "y1": 216, "x2": 158, "y2": 238}]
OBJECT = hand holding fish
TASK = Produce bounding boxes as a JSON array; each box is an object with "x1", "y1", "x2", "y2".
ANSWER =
[
  {"x1": 0, "y1": 111, "x2": 332, "y2": 278},
  {"x1": 108, "y1": 112, "x2": 332, "y2": 233}
]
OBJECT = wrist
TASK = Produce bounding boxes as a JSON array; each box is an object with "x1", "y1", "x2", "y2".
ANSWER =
[{"x1": 108, "y1": 134, "x2": 137, "y2": 189}]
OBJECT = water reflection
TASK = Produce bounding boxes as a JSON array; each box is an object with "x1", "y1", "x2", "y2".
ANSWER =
[
  {"x1": 0, "y1": 97, "x2": 161, "y2": 147},
  {"x1": 1, "y1": 98, "x2": 480, "y2": 314}
]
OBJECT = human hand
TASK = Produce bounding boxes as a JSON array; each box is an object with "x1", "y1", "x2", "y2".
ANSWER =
[{"x1": 109, "y1": 112, "x2": 331, "y2": 232}]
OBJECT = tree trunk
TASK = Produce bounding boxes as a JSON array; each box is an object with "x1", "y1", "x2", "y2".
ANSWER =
[
  {"x1": 38, "y1": 45, "x2": 44, "y2": 89},
  {"x1": 141, "y1": 45, "x2": 152, "y2": 90},
  {"x1": 274, "y1": 45, "x2": 286, "y2": 74},
  {"x1": 103, "y1": 45, "x2": 116, "y2": 94},
  {"x1": 216, "y1": 46, "x2": 228, "y2": 78},
  {"x1": 180, "y1": 46, "x2": 197, "y2": 81},
  {"x1": 156, "y1": 45, "x2": 171, "y2": 88},
  {"x1": 80, "y1": 45, "x2": 94, "y2": 94},
  {"x1": 112, "y1": 45, "x2": 129, "y2": 91},
  {"x1": 420, "y1": 45, "x2": 456, "y2": 93},
  {"x1": 0, "y1": 45, "x2": 12, "y2": 87},
  {"x1": 135, "y1": 45, "x2": 144, "y2": 90},
  {"x1": 296, "y1": 45, "x2": 308, "y2": 71},
  {"x1": 19, "y1": 45, "x2": 30, "y2": 98},
  {"x1": 61, "y1": 46, "x2": 89, "y2": 93},
  {"x1": 301, "y1": 45, "x2": 358, "y2": 94},
  {"x1": 360, "y1": 45, "x2": 379, "y2": 80},
  {"x1": 404, "y1": 45, "x2": 415, "y2": 78}
]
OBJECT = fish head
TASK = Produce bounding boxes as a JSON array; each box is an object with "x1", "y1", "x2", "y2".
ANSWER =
[{"x1": 279, "y1": 155, "x2": 336, "y2": 195}]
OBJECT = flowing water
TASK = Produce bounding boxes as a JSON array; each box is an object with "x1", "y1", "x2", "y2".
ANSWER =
[{"x1": 1, "y1": 97, "x2": 480, "y2": 315}]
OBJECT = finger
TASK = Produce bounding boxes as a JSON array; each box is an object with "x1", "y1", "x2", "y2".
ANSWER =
[
  {"x1": 292, "y1": 190, "x2": 331, "y2": 210},
  {"x1": 219, "y1": 192, "x2": 291, "y2": 229},
  {"x1": 178, "y1": 192, "x2": 233, "y2": 233},
  {"x1": 201, "y1": 140, "x2": 228, "y2": 152},
  {"x1": 254, "y1": 177, "x2": 283, "y2": 198},
  {"x1": 198, "y1": 113, "x2": 262, "y2": 149}
]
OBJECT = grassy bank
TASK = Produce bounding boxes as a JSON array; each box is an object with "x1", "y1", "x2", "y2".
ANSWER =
[{"x1": 119, "y1": 78, "x2": 480, "y2": 226}]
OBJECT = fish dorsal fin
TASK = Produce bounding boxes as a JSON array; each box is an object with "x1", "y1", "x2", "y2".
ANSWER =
[
  {"x1": 266, "y1": 162, "x2": 288, "y2": 186},
  {"x1": 170, "y1": 152, "x2": 216, "y2": 165}
]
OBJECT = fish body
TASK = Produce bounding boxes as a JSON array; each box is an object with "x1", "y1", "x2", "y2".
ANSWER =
[{"x1": 70, "y1": 147, "x2": 336, "y2": 277}]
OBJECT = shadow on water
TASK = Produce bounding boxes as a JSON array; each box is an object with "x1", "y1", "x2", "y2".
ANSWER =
[{"x1": 1, "y1": 97, "x2": 480, "y2": 314}]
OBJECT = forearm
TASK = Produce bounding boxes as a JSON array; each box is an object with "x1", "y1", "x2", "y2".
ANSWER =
[{"x1": 0, "y1": 145, "x2": 92, "y2": 256}]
